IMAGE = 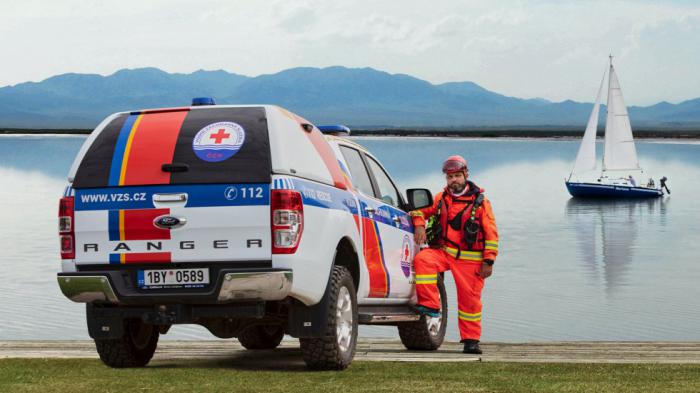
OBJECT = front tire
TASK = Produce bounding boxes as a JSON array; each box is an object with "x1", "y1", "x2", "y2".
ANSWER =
[
  {"x1": 398, "y1": 274, "x2": 447, "y2": 350},
  {"x1": 94, "y1": 318, "x2": 159, "y2": 368},
  {"x1": 238, "y1": 324, "x2": 285, "y2": 350},
  {"x1": 299, "y1": 266, "x2": 358, "y2": 370}
]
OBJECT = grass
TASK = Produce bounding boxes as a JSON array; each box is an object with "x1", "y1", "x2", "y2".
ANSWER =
[{"x1": 1, "y1": 359, "x2": 699, "y2": 393}]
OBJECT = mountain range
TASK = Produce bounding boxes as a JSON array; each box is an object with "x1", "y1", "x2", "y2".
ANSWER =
[{"x1": 1, "y1": 66, "x2": 698, "y2": 129}]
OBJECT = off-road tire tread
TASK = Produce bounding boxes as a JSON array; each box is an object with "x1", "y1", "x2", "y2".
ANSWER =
[
  {"x1": 238, "y1": 325, "x2": 285, "y2": 350},
  {"x1": 94, "y1": 320, "x2": 159, "y2": 368},
  {"x1": 398, "y1": 277, "x2": 447, "y2": 350},
  {"x1": 299, "y1": 266, "x2": 357, "y2": 370}
]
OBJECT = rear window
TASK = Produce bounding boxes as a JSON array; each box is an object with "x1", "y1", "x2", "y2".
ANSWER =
[{"x1": 73, "y1": 107, "x2": 271, "y2": 188}]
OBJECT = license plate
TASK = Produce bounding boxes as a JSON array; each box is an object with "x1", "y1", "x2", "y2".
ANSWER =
[{"x1": 137, "y1": 268, "x2": 210, "y2": 289}]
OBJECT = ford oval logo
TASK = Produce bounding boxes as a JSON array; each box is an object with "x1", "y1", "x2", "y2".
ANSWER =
[{"x1": 153, "y1": 215, "x2": 186, "y2": 229}]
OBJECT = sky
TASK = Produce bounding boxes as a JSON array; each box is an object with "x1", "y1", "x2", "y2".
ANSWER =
[{"x1": 1, "y1": 0, "x2": 699, "y2": 106}]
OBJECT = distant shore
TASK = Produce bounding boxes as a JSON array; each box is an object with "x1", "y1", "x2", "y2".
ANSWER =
[
  {"x1": 3, "y1": 127, "x2": 700, "y2": 139},
  {"x1": 352, "y1": 128, "x2": 700, "y2": 139}
]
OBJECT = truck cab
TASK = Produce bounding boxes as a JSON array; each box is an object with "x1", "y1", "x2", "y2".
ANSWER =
[{"x1": 58, "y1": 101, "x2": 446, "y2": 370}]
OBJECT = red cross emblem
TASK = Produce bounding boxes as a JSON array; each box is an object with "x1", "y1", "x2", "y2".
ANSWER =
[{"x1": 210, "y1": 128, "x2": 231, "y2": 144}]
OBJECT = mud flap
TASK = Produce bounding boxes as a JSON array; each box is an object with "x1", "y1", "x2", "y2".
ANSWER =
[
  {"x1": 86, "y1": 304, "x2": 125, "y2": 340},
  {"x1": 286, "y1": 273, "x2": 333, "y2": 338}
]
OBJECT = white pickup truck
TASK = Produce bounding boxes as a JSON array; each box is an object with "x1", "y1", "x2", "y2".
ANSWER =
[{"x1": 57, "y1": 100, "x2": 447, "y2": 370}]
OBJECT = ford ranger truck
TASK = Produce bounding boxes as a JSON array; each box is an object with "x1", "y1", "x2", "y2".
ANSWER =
[{"x1": 58, "y1": 101, "x2": 447, "y2": 370}]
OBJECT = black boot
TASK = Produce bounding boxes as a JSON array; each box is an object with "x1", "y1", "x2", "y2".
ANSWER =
[
  {"x1": 462, "y1": 339, "x2": 482, "y2": 354},
  {"x1": 411, "y1": 305, "x2": 441, "y2": 318}
]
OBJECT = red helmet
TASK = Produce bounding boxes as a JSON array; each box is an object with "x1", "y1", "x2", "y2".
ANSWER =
[{"x1": 442, "y1": 155, "x2": 468, "y2": 174}]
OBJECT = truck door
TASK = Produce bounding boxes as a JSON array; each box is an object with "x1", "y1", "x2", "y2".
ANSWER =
[
  {"x1": 338, "y1": 146, "x2": 391, "y2": 299},
  {"x1": 362, "y1": 155, "x2": 415, "y2": 299}
]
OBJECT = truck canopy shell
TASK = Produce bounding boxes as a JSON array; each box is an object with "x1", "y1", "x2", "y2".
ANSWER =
[
  {"x1": 72, "y1": 107, "x2": 271, "y2": 188},
  {"x1": 70, "y1": 105, "x2": 342, "y2": 190}
]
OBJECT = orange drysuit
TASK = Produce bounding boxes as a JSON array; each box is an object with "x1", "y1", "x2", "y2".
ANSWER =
[{"x1": 410, "y1": 181, "x2": 498, "y2": 341}]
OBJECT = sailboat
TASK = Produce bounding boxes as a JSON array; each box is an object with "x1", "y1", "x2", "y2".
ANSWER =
[{"x1": 566, "y1": 56, "x2": 667, "y2": 198}]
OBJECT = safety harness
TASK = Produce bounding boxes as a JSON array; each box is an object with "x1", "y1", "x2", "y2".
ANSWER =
[{"x1": 426, "y1": 188, "x2": 485, "y2": 259}]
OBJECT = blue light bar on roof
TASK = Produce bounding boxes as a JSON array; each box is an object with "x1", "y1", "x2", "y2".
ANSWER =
[
  {"x1": 191, "y1": 97, "x2": 216, "y2": 106},
  {"x1": 318, "y1": 125, "x2": 351, "y2": 136}
]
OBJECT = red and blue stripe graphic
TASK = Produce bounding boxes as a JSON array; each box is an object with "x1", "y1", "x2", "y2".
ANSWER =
[
  {"x1": 108, "y1": 110, "x2": 188, "y2": 187},
  {"x1": 271, "y1": 177, "x2": 397, "y2": 298},
  {"x1": 361, "y1": 202, "x2": 390, "y2": 298},
  {"x1": 108, "y1": 208, "x2": 171, "y2": 264},
  {"x1": 337, "y1": 159, "x2": 354, "y2": 191},
  {"x1": 108, "y1": 114, "x2": 140, "y2": 186}
]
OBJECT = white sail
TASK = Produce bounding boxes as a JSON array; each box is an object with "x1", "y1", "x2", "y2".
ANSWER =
[
  {"x1": 603, "y1": 61, "x2": 640, "y2": 172},
  {"x1": 570, "y1": 69, "x2": 606, "y2": 180}
]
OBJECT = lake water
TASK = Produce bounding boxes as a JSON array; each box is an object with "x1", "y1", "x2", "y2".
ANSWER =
[{"x1": 1, "y1": 134, "x2": 699, "y2": 342}]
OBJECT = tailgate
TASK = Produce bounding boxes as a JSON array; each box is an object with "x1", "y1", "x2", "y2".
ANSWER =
[
  {"x1": 73, "y1": 184, "x2": 270, "y2": 264},
  {"x1": 71, "y1": 106, "x2": 272, "y2": 265}
]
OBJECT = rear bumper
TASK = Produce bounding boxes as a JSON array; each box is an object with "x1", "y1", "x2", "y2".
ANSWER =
[{"x1": 57, "y1": 268, "x2": 293, "y2": 305}]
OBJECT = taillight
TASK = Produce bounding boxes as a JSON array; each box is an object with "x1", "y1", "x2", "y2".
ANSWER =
[
  {"x1": 59, "y1": 196, "x2": 75, "y2": 259},
  {"x1": 271, "y1": 190, "x2": 304, "y2": 254}
]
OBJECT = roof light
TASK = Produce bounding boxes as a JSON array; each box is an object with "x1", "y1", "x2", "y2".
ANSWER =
[
  {"x1": 191, "y1": 97, "x2": 216, "y2": 106},
  {"x1": 318, "y1": 125, "x2": 351, "y2": 136}
]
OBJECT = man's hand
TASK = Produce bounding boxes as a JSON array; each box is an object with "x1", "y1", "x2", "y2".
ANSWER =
[
  {"x1": 414, "y1": 226, "x2": 426, "y2": 245},
  {"x1": 479, "y1": 263, "x2": 493, "y2": 279}
]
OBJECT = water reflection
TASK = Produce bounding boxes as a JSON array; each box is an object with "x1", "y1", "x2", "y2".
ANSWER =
[
  {"x1": 565, "y1": 198, "x2": 668, "y2": 295},
  {"x1": 0, "y1": 135, "x2": 84, "y2": 178}
]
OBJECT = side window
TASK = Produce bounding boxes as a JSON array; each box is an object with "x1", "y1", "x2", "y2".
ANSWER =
[
  {"x1": 365, "y1": 156, "x2": 402, "y2": 208},
  {"x1": 339, "y1": 146, "x2": 375, "y2": 197}
]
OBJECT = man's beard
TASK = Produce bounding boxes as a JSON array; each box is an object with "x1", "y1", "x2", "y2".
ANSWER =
[{"x1": 448, "y1": 182, "x2": 466, "y2": 194}]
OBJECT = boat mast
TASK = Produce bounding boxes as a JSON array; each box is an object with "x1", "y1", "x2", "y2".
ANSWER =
[{"x1": 602, "y1": 54, "x2": 612, "y2": 172}]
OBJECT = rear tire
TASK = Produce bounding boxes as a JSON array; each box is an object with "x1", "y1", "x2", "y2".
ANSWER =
[
  {"x1": 237, "y1": 324, "x2": 285, "y2": 350},
  {"x1": 299, "y1": 266, "x2": 358, "y2": 370},
  {"x1": 94, "y1": 318, "x2": 159, "y2": 368},
  {"x1": 398, "y1": 274, "x2": 447, "y2": 350}
]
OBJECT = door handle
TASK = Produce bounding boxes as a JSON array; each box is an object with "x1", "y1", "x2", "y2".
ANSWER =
[
  {"x1": 364, "y1": 206, "x2": 375, "y2": 215},
  {"x1": 392, "y1": 215, "x2": 401, "y2": 223},
  {"x1": 153, "y1": 193, "x2": 188, "y2": 203}
]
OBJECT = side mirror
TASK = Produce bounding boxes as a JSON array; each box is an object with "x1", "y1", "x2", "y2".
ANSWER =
[{"x1": 406, "y1": 188, "x2": 433, "y2": 210}]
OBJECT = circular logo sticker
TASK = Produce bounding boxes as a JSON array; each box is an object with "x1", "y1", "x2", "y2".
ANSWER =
[
  {"x1": 192, "y1": 122, "x2": 245, "y2": 162},
  {"x1": 400, "y1": 234, "x2": 412, "y2": 278}
]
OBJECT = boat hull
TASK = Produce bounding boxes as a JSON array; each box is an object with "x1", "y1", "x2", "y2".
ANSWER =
[{"x1": 565, "y1": 181, "x2": 663, "y2": 198}]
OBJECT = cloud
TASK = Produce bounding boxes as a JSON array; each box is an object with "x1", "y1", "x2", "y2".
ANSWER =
[{"x1": 271, "y1": 1, "x2": 319, "y2": 33}]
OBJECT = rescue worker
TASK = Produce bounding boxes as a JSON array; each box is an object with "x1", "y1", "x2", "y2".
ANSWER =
[{"x1": 409, "y1": 155, "x2": 498, "y2": 354}]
